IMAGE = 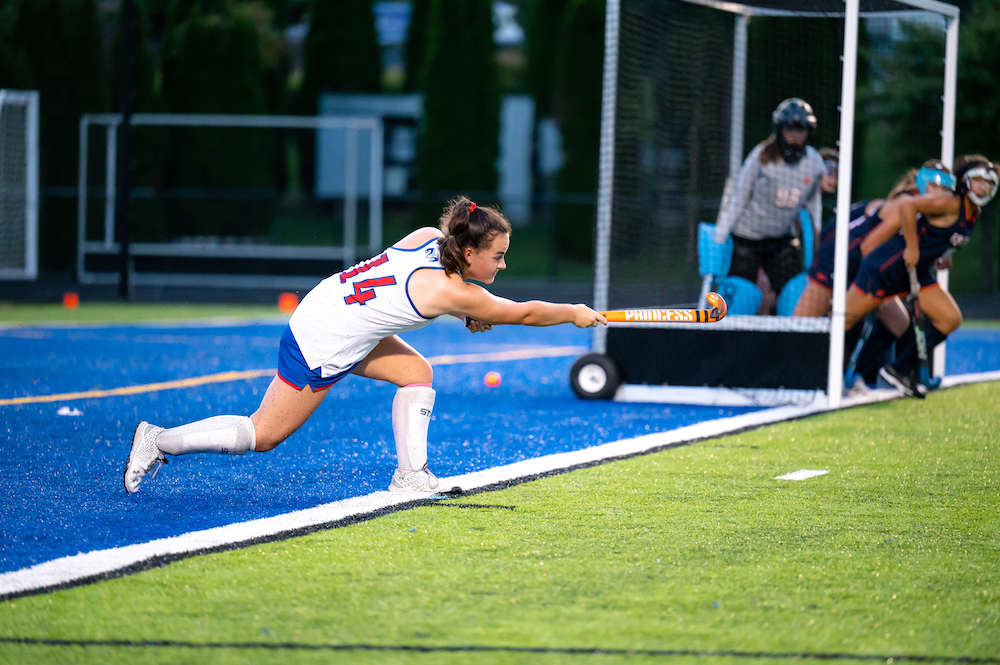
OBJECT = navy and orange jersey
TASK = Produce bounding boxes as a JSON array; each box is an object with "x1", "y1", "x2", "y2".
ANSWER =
[
  {"x1": 911, "y1": 195, "x2": 978, "y2": 271},
  {"x1": 852, "y1": 194, "x2": 979, "y2": 299},
  {"x1": 808, "y1": 199, "x2": 877, "y2": 289}
]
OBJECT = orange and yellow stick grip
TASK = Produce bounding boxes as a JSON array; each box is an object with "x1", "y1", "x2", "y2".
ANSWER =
[{"x1": 600, "y1": 292, "x2": 728, "y2": 323}]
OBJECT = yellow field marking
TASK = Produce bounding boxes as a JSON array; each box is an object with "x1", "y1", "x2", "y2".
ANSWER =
[
  {"x1": 0, "y1": 346, "x2": 588, "y2": 407},
  {"x1": 0, "y1": 369, "x2": 276, "y2": 407}
]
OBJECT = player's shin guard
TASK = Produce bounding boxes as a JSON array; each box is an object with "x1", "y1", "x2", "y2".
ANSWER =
[
  {"x1": 156, "y1": 416, "x2": 256, "y2": 456},
  {"x1": 853, "y1": 321, "x2": 898, "y2": 383},
  {"x1": 392, "y1": 385, "x2": 435, "y2": 472}
]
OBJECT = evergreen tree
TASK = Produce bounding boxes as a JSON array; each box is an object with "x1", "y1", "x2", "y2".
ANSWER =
[
  {"x1": 525, "y1": 0, "x2": 571, "y2": 118},
  {"x1": 294, "y1": 0, "x2": 380, "y2": 190},
  {"x1": 163, "y1": 4, "x2": 275, "y2": 236},
  {"x1": 114, "y1": 0, "x2": 169, "y2": 241},
  {"x1": 0, "y1": 0, "x2": 35, "y2": 89},
  {"x1": 404, "y1": 0, "x2": 431, "y2": 92},
  {"x1": 4, "y1": 0, "x2": 108, "y2": 270},
  {"x1": 552, "y1": 0, "x2": 603, "y2": 260},
  {"x1": 418, "y1": 0, "x2": 500, "y2": 198}
]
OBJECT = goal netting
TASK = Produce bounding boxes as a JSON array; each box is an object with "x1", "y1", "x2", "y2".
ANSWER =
[
  {"x1": 0, "y1": 90, "x2": 39, "y2": 280},
  {"x1": 77, "y1": 113, "x2": 383, "y2": 291},
  {"x1": 591, "y1": 0, "x2": 958, "y2": 405}
]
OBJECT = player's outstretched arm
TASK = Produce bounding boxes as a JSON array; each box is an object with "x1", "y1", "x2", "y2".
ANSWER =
[{"x1": 442, "y1": 276, "x2": 606, "y2": 328}]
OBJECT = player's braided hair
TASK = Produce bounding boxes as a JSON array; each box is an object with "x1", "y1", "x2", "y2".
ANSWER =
[{"x1": 437, "y1": 196, "x2": 512, "y2": 276}]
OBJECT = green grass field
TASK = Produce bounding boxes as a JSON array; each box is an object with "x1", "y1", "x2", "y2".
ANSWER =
[
  {"x1": 1, "y1": 383, "x2": 997, "y2": 665},
  {"x1": 0, "y1": 302, "x2": 290, "y2": 326}
]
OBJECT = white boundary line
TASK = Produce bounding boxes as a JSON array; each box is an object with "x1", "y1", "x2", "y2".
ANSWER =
[{"x1": 1, "y1": 370, "x2": 998, "y2": 600}]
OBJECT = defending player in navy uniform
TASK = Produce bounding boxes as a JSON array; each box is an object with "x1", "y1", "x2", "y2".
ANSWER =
[
  {"x1": 792, "y1": 161, "x2": 950, "y2": 327},
  {"x1": 124, "y1": 198, "x2": 608, "y2": 494},
  {"x1": 714, "y1": 98, "x2": 825, "y2": 314},
  {"x1": 844, "y1": 156, "x2": 999, "y2": 397}
]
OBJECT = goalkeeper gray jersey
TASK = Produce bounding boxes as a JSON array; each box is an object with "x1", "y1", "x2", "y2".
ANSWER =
[{"x1": 714, "y1": 143, "x2": 824, "y2": 242}]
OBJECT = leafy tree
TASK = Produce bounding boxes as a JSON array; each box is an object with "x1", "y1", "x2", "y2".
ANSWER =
[
  {"x1": 418, "y1": 0, "x2": 500, "y2": 198},
  {"x1": 956, "y1": 0, "x2": 1000, "y2": 292}
]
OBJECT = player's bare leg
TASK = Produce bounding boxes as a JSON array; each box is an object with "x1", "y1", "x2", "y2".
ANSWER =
[
  {"x1": 124, "y1": 375, "x2": 328, "y2": 493},
  {"x1": 352, "y1": 336, "x2": 449, "y2": 493},
  {"x1": 792, "y1": 281, "x2": 833, "y2": 317},
  {"x1": 251, "y1": 377, "x2": 331, "y2": 452},
  {"x1": 878, "y1": 287, "x2": 959, "y2": 397},
  {"x1": 843, "y1": 286, "x2": 880, "y2": 332},
  {"x1": 917, "y1": 284, "x2": 962, "y2": 335}
]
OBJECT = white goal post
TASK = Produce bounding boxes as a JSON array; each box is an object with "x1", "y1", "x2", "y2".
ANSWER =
[
  {"x1": 77, "y1": 113, "x2": 384, "y2": 289},
  {"x1": 591, "y1": 0, "x2": 960, "y2": 408},
  {"x1": 0, "y1": 90, "x2": 39, "y2": 281}
]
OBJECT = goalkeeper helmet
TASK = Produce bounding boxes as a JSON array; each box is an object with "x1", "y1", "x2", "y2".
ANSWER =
[
  {"x1": 956, "y1": 160, "x2": 1000, "y2": 207},
  {"x1": 772, "y1": 98, "x2": 817, "y2": 164}
]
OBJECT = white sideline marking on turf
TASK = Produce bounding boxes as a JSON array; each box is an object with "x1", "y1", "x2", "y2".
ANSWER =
[
  {"x1": 775, "y1": 469, "x2": 829, "y2": 481},
  {"x1": 2, "y1": 369, "x2": 1000, "y2": 599}
]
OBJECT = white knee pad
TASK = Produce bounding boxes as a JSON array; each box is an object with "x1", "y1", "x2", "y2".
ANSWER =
[
  {"x1": 391, "y1": 385, "x2": 435, "y2": 472},
  {"x1": 156, "y1": 415, "x2": 256, "y2": 456}
]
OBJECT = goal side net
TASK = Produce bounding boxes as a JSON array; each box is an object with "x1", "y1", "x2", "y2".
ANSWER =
[{"x1": 0, "y1": 90, "x2": 39, "y2": 280}]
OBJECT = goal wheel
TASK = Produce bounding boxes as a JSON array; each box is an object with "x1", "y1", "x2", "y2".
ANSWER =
[{"x1": 570, "y1": 353, "x2": 620, "y2": 400}]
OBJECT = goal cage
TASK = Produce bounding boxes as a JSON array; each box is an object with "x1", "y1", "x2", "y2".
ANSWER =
[
  {"x1": 77, "y1": 113, "x2": 384, "y2": 291},
  {"x1": 0, "y1": 90, "x2": 39, "y2": 281},
  {"x1": 586, "y1": 0, "x2": 959, "y2": 408}
]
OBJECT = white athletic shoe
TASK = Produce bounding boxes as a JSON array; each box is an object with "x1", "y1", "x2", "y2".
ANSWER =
[
  {"x1": 844, "y1": 375, "x2": 871, "y2": 398},
  {"x1": 388, "y1": 464, "x2": 454, "y2": 494},
  {"x1": 124, "y1": 421, "x2": 167, "y2": 494}
]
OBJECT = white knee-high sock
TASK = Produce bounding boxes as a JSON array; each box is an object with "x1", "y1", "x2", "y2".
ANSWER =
[
  {"x1": 391, "y1": 385, "x2": 435, "y2": 472},
  {"x1": 156, "y1": 415, "x2": 256, "y2": 456}
]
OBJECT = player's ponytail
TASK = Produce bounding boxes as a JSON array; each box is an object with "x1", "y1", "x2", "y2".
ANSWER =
[{"x1": 438, "y1": 196, "x2": 512, "y2": 276}]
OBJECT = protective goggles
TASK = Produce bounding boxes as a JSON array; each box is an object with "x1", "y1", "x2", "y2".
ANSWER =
[
  {"x1": 963, "y1": 166, "x2": 1000, "y2": 206},
  {"x1": 916, "y1": 167, "x2": 956, "y2": 195},
  {"x1": 823, "y1": 160, "x2": 838, "y2": 177}
]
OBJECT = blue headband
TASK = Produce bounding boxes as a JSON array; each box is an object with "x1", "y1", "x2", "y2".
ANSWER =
[{"x1": 916, "y1": 168, "x2": 956, "y2": 194}]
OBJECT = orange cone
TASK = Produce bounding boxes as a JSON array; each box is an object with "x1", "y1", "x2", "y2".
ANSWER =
[{"x1": 278, "y1": 292, "x2": 299, "y2": 313}]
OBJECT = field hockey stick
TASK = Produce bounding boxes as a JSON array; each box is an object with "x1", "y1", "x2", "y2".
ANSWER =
[
  {"x1": 907, "y1": 269, "x2": 939, "y2": 389},
  {"x1": 844, "y1": 312, "x2": 876, "y2": 386},
  {"x1": 601, "y1": 292, "x2": 728, "y2": 323}
]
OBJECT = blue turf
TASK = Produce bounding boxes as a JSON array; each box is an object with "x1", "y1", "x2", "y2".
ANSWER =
[
  {"x1": 2, "y1": 322, "x2": 997, "y2": 574},
  {"x1": 0, "y1": 321, "x2": 766, "y2": 574}
]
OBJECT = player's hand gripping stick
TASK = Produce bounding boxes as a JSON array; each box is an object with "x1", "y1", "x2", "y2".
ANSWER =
[{"x1": 600, "y1": 292, "x2": 728, "y2": 323}]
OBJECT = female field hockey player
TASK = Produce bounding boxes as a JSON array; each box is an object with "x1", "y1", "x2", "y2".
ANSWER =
[
  {"x1": 713, "y1": 98, "x2": 825, "y2": 314},
  {"x1": 844, "y1": 156, "x2": 999, "y2": 396},
  {"x1": 124, "y1": 197, "x2": 607, "y2": 494},
  {"x1": 792, "y1": 159, "x2": 952, "y2": 318}
]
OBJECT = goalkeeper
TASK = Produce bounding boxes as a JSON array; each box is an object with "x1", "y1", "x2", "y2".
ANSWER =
[{"x1": 714, "y1": 98, "x2": 825, "y2": 313}]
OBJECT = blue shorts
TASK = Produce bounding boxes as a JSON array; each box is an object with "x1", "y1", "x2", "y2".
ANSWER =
[
  {"x1": 852, "y1": 243, "x2": 937, "y2": 300},
  {"x1": 277, "y1": 325, "x2": 356, "y2": 392}
]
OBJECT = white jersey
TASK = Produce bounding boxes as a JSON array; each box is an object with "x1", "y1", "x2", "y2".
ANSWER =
[
  {"x1": 289, "y1": 237, "x2": 444, "y2": 378},
  {"x1": 715, "y1": 143, "x2": 824, "y2": 242}
]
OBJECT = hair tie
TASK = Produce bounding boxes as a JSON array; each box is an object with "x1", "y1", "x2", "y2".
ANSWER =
[{"x1": 469, "y1": 202, "x2": 477, "y2": 213}]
